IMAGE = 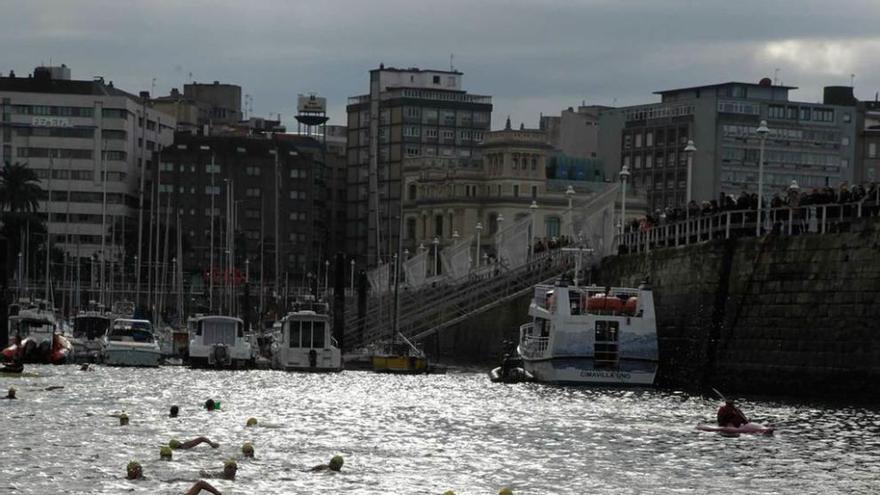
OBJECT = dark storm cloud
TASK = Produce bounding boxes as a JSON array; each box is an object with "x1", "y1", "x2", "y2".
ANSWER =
[{"x1": 3, "y1": 0, "x2": 879, "y2": 128}]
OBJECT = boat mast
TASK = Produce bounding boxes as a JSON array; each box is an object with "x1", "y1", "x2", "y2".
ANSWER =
[
  {"x1": 209, "y1": 150, "x2": 215, "y2": 313},
  {"x1": 135, "y1": 96, "x2": 147, "y2": 307},
  {"x1": 45, "y1": 152, "x2": 54, "y2": 304},
  {"x1": 176, "y1": 209, "x2": 184, "y2": 323}
]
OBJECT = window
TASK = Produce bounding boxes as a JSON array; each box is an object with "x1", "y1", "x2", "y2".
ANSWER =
[
  {"x1": 290, "y1": 169, "x2": 306, "y2": 179},
  {"x1": 204, "y1": 185, "x2": 221, "y2": 195},
  {"x1": 545, "y1": 216, "x2": 561, "y2": 238},
  {"x1": 645, "y1": 132, "x2": 653, "y2": 147},
  {"x1": 246, "y1": 188, "x2": 261, "y2": 197},
  {"x1": 406, "y1": 218, "x2": 416, "y2": 239},
  {"x1": 869, "y1": 143, "x2": 877, "y2": 158},
  {"x1": 843, "y1": 113, "x2": 852, "y2": 123},
  {"x1": 289, "y1": 190, "x2": 305, "y2": 199},
  {"x1": 405, "y1": 107, "x2": 420, "y2": 119},
  {"x1": 160, "y1": 162, "x2": 175, "y2": 172},
  {"x1": 425, "y1": 128, "x2": 438, "y2": 138},
  {"x1": 842, "y1": 137, "x2": 850, "y2": 146},
  {"x1": 406, "y1": 146, "x2": 420, "y2": 157},
  {"x1": 289, "y1": 322, "x2": 301, "y2": 348},
  {"x1": 635, "y1": 134, "x2": 642, "y2": 148},
  {"x1": 408, "y1": 183, "x2": 417, "y2": 200},
  {"x1": 289, "y1": 211, "x2": 306, "y2": 221},
  {"x1": 246, "y1": 166, "x2": 261, "y2": 176},
  {"x1": 434, "y1": 215, "x2": 443, "y2": 237},
  {"x1": 403, "y1": 126, "x2": 420, "y2": 137},
  {"x1": 432, "y1": 75, "x2": 440, "y2": 84},
  {"x1": 204, "y1": 207, "x2": 220, "y2": 216},
  {"x1": 800, "y1": 107, "x2": 811, "y2": 121},
  {"x1": 531, "y1": 185, "x2": 538, "y2": 198},
  {"x1": 205, "y1": 164, "x2": 221, "y2": 174},
  {"x1": 513, "y1": 185, "x2": 520, "y2": 197},
  {"x1": 768, "y1": 105, "x2": 785, "y2": 119},
  {"x1": 245, "y1": 208, "x2": 260, "y2": 219}
]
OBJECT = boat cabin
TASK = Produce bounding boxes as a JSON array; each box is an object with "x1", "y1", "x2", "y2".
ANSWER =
[
  {"x1": 187, "y1": 315, "x2": 252, "y2": 368},
  {"x1": 273, "y1": 310, "x2": 341, "y2": 371},
  {"x1": 106, "y1": 319, "x2": 155, "y2": 343}
]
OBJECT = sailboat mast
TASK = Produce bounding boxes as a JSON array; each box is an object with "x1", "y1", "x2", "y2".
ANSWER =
[
  {"x1": 45, "y1": 153, "x2": 54, "y2": 303},
  {"x1": 99, "y1": 138, "x2": 108, "y2": 306}
]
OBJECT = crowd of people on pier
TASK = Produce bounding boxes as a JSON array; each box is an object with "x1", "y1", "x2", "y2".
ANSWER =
[{"x1": 627, "y1": 181, "x2": 880, "y2": 233}]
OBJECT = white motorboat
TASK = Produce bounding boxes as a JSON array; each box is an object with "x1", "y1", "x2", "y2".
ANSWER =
[
  {"x1": 517, "y1": 277, "x2": 658, "y2": 386},
  {"x1": 187, "y1": 315, "x2": 253, "y2": 369},
  {"x1": 272, "y1": 298, "x2": 342, "y2": 372},
  {"x1": 71, "y1": 303, "x2": 113, "y2": 363},
  {"x1": 102, "y1": 318, "x2": 162, "y2": 367}
]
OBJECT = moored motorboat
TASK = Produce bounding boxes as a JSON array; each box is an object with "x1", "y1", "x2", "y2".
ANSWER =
[
  {"x1": 70, "y1": 303, "x2": 113, "y2": 363},
  {"x1": 2, "y1": 301, "x2": 70, "y2": 364},
  {"x1": 187, "y1": 315, "x2": 253, "y2": 369},
  {"x1": 517, "y1": 276, "x2": 658, "y2": 386},
  {"x1": 271, "y1": 297, "x2": 342, "y2": 372},
  {"x1": 101, "y1": 319, "x2": 162, "y2": 367}
]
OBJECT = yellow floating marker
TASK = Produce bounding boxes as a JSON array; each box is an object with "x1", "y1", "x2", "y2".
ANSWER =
[
  {"x1": 329, "y1": 455, "x2": 344, "y2": 472},
  {"x1": 241, "y1": 442, "x2": 254, "y2": 458},
  {"x1": 246, "y1": 417, "x2": 258, "y2": 427},
  {"x1": 159, "y1": 446, "x2": 172, "y2": 460},
  {"x1": 442, "y1": 491, "x2": 456, "y2": 495},
  {"x1": 126, "y1": 461, "x2": 143, "y2": 480},
  {"x1": 119, "y1": 413, "x2": 129, "y2": 426},
  {"x1": 499, "y1": 488, "x2": 514, "y2": 495}
]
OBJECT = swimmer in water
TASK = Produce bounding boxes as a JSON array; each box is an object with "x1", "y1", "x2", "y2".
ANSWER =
[
  {"x1": 184, "y1": 480, "x2": 222, "y2": 495},
  {"x1": 309, "y1": 455, "x2": 344, "y2": 472},
  {"x1": 80, "y1": 363, "x2": 91, "y2": 371},
  {"x1": 3, "y1": 387, "x2": 16, "y2": 399},
  {"x1": 172, "y1": 437, "x2": 220, "y2": 449},
  {"x1": 170, "y1": 405, "x2": 179, "y2": 418},
  {"x1": 199, "y1": 460, "x2": 237, "y2": 481},
  {"x1": 204, "y1": 399, "x2": 215, "y2": 411}
]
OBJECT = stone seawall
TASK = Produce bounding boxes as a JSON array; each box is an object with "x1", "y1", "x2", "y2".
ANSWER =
[{"x1": 599, "y1": 217, "x2": 880, "y2": 398}]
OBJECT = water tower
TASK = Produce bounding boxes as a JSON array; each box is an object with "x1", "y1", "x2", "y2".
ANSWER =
[{"x1": 295, "y1": 93, "x2": 329, "y2": 137}]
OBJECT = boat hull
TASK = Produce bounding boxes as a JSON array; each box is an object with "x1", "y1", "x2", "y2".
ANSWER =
[
  {"x1": 522, "y1": 356, "x2": 656, "y2": 386},
  {"x1": 371, "y1": 355, "x2": 428, "y2": 374},
  {"x1": 273, "y1": 347, "x2": 342, "y2": 372},
  {"x1": 103, "y1": 345, "x2": 162, "y2": 367}
]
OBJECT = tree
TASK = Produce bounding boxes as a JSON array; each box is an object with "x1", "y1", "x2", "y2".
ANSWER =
[{"x1": 0, "y1": 161, "x2": 45, "y2": 284}]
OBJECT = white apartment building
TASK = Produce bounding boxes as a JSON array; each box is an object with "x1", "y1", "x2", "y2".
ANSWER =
[{"x1": 0, "y1": 65, "x2": 175, "y2": 259}]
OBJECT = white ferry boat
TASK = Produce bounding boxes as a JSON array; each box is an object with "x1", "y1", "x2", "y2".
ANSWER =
[
  {"x1": 272, "y1": 298, "x2": 342, "y2": 372},
  {"x1": 187, "y1": 315, "x2": 253, "y2": 369},
  {"x1": 102, "y1": 318, "x2": 162, "y2": 367},
  {"x1": 517, "y1": 277, "x2": 658, "y2": 386}
]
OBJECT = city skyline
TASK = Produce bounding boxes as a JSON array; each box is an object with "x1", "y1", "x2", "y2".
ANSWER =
[{"x1": 3, "y1": 0, "x2": 880, "y2": 130}]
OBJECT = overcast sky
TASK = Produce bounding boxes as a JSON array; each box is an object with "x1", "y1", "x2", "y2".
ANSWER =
[{"x1": 3, "y1": 0, "x2": 880, "y2": 130}]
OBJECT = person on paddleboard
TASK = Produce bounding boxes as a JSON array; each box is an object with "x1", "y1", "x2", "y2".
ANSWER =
[{"x1": 717, "y1": 399, "x2": 749, "y2": 427}]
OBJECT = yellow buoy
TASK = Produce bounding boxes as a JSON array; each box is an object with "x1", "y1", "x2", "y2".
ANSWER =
[
  {"x1": 159, "y1": 446, "x2": 172, "y2": 460},
  {"x1": 246, "y1": 417, "x2": 258, "y2": 427},
  {"x1": 499, "y1": 488, "x2": 514, "y2": 495},
  {"x1": 241, "y1": 442, "x2": 254, "y2": 458},
  {"x1": 119, "y1": 413, "x2": 129, "y2": 426},
  {"x1": 329, "y1": 455, "x2": 344, "y2": 472}
]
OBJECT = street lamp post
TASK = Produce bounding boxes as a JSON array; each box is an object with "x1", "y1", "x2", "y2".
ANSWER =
[
  {"x1": 349, "y1": 259, "x2": 355, "y2": 294},
  {"x1": 324, "y1": 259, "x2": 330, "y2": 297},
  {"x1": 432, "y1": 236, "x2": 439, "y2": 276},
  {"x1": 529, "y1": 200, "x2": 538, "y2": 257},
  {"x1": 619, "y1": 165, "x2": 631, "y2": 236},
  {"x1": 245, "y1": 258, "x2": 250, "y2": 284},
  {"x1": 475, "y1": 222, "x2": 483, "y2": 268},
  {"x1": 565, "y1": 185, "x2": 575, "y2": 238},
  {"x1": 756, "y1": 120, "x2": 770, "y2": 236},
  {"x1": 684, "y1": 140, "x2": 697, "y2": 211}
]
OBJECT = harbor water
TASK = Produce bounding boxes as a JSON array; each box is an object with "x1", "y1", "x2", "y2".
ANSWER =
[{"x1": 1, "y1": 365, "x2": 879, "y2": 494}]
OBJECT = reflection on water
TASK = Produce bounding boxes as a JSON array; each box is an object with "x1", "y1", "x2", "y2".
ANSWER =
[{"x1": 1, "y1": 365, "x2": 879, "y2": 494}]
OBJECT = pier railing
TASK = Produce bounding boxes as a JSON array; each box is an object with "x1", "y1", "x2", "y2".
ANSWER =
[{"x1": 616, "y1": 197, "x2": 880, "y2": 254}]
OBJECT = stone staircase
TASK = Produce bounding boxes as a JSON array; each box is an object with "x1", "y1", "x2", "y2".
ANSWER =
[{"x1": 343, "y1": 251, "x2": 577, "y2": 347}]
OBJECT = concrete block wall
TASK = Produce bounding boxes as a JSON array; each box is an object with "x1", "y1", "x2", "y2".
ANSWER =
[{"x1": 600, "y1": 217, "x2": 880, "y2": 398}]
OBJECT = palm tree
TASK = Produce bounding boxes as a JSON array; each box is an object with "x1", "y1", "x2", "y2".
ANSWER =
[
  {"x1": 0, "y1": 160, "x2": 43, "y2": 214},
  {"x1": 0, "y1": 160, "x2": 45, "y2": 288}
]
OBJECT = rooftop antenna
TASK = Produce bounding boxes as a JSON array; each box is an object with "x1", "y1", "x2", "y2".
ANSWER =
[
  {"x1": 450, "y1": 53, "x2": 454, "y2": 71},
  {"x1": 850, "y1": 73, "x2": 855, "y2": 87},
  {"x1": 188, "y1": 72, "x2": 193, "y2": 84},
  {"x1": 773, "y1": 68, "x2": 780, "y2": 85},
  {"x1": 151, "y1": 77, "x2": 156, "y2": 97}
]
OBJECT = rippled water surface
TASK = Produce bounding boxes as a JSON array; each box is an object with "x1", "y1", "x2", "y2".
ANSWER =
[{"x1": 2, "y1": 365, "x2": 879, "y2": 494}]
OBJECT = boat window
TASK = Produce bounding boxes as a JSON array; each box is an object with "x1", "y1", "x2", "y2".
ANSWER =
[
  {"x1": 108, "y1": 326, "x2": 153, "y2": 343},
  {"x1": 196, "y1": 321, "x2": 203, "y2": 336},
  {"x1": 595, "y1": 321, "x2": 619, "y2": 342},
  {"x1": 534, "y1": 318, "x2": 546, "y2": 337},
  {"x1": 237, "y1": 321, "x2": 244, "y2": 338},
  {"x1": 569, "y1": 291, "x2": 582, "y2": 315},
  {"x1": 289, "y1": 322, "x2": 301, "y2": 348},
  {"x1": 594, "y1": 321, "x2": 619, "y2": 368},
  {"x1": 312, "y1": 321, "x2": 325, "y2": 348},
  {"x1": 301, "y1": 321, "x2": 313, "y2": 348},
  {"x1": 202, "y1": 319, "x2": 235, "y2": 346}
]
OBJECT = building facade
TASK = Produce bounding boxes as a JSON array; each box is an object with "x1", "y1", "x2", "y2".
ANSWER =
[
  {"x1": 0, "y1": 65, "x2": 175, "y2": 259},
  {"x1": 156, "y1": 134, "x2": 329, "y2": 292},
  {"x1": 183, "y1": 81, "x2": 242, "y2": 126},
  {"x1": 402, "y1": 123, "x2": 614, "y2": 270},
  {"x1": 540, "y1": 104, "x2": 607, "y2": 160},
  {"x1": 599, "y1": 80, "x2": 859, "y2": 210},
  {"x1": 345, "y1": 66, "x2": 492, "y2": 267}
]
